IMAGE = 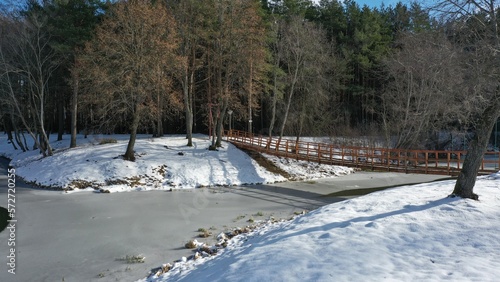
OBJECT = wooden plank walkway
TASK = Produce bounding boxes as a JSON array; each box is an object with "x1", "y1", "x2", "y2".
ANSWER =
[{"x1": 224, "y1": 130, "x2": 500, "y2": 176}]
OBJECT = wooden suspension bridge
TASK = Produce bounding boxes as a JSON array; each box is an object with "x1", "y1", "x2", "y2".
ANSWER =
[{"x1": 224, "y1": 130, "x2": 500, "y2": 176}]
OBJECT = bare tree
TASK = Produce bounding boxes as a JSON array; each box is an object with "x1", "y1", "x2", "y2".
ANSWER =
[
  {"x1": 433, "y1": 0, "x2": 500, "y2": 200},
  {"x1": 277, "y1": 16, "x2": 334, "y2": 142},
  {"x1": 70, "y1": 60, "x2": 78, "y2": 148},
  {"x1": 381, "y1": 31, "x2": 466, "y2": 149},
  {"x1": 204, "y1": 0, "x2": 266, "y2": 148},
  {"x1": 168, "y1": 0, "x2": 212, "y2": 146},
  {"x1": 267, "y1": 17, "x2": 286, "y2": 138},
  {"x1": 238, "y1": 1, "x2": 267, "y2": 135},
  {"x1": 77, "y1": 0, "x2": 179, "y2": 161},
  {"x1": 0, "y1": 10, "x2": 59, "y2": 157}
]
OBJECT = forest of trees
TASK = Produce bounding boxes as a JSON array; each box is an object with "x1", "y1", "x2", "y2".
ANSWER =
[{"x1": 1, "y1": 0, "x2": 500, "y2": 198}]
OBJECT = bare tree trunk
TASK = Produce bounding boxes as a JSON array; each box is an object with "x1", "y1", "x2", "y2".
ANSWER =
[
  {"x1": 8, "y1": 110, "x2": 26, "y2": 152},
  {"x1": 13, "y1": 129, "x2": 22, "y2": 151},
  {"x1": 154, "y1": 64, "x2": 164, "y2": 138},
  {"x1": 0, "y1": 41, "x2": 42, "y2": 153},
  {"x1": 3, "y1": 113, "x2": 17, "y2": 150},
  {"x1": 279, "y1": 64, "x2": 299, "y2": 140},
  {"x1": 38, "y1": 84, "x2": 53, "y2": 156},
  {"x1": 215, "y1": 98, "x2": 228, "y2": 148},
  {"x1": 156, "y1": 89, "x2": 163, "y2": 137},
  {"x1": 9, "y1": 90, "x2": 42, "y2": 153},
  {"x1": 70, "y1": 69, "x2": 78, "y2": 148},
  {"x1": 268, "y1": 67, "x2": 278, "y2": 138},
  {"x1": 183, "y1": 71, "x2": 193, "y2": 146},
  {"x1": 124, "y1": 106, "x2": 141, "y2": 161},
  {"x1": 452, "y1": 99, "x2": 500, "y2": 200},
  {"x1": 57, "y1": 94, "x2": 64, "y2": 141},
  {"x1": 13, "y1": 126, "x2": 26, "y2": 152},
  {"x1": 185, "y1": 102, "x2": 193, "y2": 146},
  {"x1": 295, "y1": 104, "x2": 305, "y2": 146},
  {"x1": 268, "y1": 18, "x2": 282, "y2": 139},
  {"x1": 248, "y1": 60, "x2": 253, "y2": 134}
]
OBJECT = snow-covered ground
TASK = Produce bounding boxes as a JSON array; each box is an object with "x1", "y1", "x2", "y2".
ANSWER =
[
  {"x1": 144, "y1": 173, "x2": 500, "y2": 282},
  {"x1": 0, "y1": 133, "x2": 352, "y2": 192},
  {"x1": 263, "y1": 152, "x2": 354, "y2": 180},
  {"x1": 2, "y1": 133, "x2": 499, "y2": 281}
]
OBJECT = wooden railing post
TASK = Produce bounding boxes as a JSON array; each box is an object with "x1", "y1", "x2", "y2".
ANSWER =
[
  {"x1": 341, "y1": 147, "x2": 345, "y2": 165},
  {"x1": 425, "y1": 152, "x2": 428, "y2": 174},
  {"x1": 435, "y1": 151, "x2": 439, "y2": 169},
  {"x1": 372, "y1": 149, "x2": 375, "y2": 170},
  {"x1": 330, "y1": 145, "x2": 333, "y2": 162},
  {"x1": 318, "y1": 144, "x2": 321, "y2": 164},
  {"x1": 285, "y1": 140, "x2": 289, "y2": 158},
  {"x1": 386, "y1": 149, "x2": 390, "y2": 171},
  {"x1": 295, "y1": 141, "x2": 298, "y2": 159},
  {"x1": 447, "y1": 152, "x2": 450, "y2": 174},
  {"x1": 404, "y1": 150, "x2": 408, "y2": 173},
  {"x1": 224, "y1": 130, "x2": 498, "y2": 176},
  {"x1": 481, "y1": 154, "x2": 485, "y2": 171},
  {"x1": 307, "y1": 143, "x2": 311, "y2": 161},
  {"x1": 498, "y1": 151, "x2": 500, "y2": 171}
]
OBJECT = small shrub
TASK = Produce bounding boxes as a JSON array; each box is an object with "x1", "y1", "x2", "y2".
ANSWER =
[
  {"x1": 153, "y1": 164, "x2": 168, "y2": 176},
  {"x1": 254, "y1": 211, "x2": 264, "y2": 217},
  {"x1": 199, "y1": 231, "x2": 212, "y2": 238},
  {"x1": 197, "y1": 228, "x2": 207, "y2": 232},
  {"x1": 294, "y1": 210, "x2": 307, "y2": 215},
  {"x1": 234, "y1": 215, "x2": 245, "y2": 221},
  {"x1": 105, "y1": 179, "x2": 128, "y2": 186},
  {"x1": 98, "y1": 138, "x2": 117, "y2": 145},
  {"x1": 185, "y1": 240, "x2": 197, "y2": 249},
  {"x1": 159, "y1": 264, "x2": 172, "y2": 275},
  {"x1": 126, "y1": 176, "x2": 143, "y2": 187},
  {"x1": 116, "y1": 254, "x2": 145, "y2": 264}
]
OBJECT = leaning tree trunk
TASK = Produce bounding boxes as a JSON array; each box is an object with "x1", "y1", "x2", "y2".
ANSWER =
[
  {"x1": 452, "y1": 100, "x2": 500, "y2": 200},
  {"x1": 279, "y1": 64, "x2": 299, "y2": 141},
  {"x1": 9, "y1": 112, "x2": 27, "y2": 152},
  {"x1": 124, "y1": 107, "x2": 141, "y2": 162}
]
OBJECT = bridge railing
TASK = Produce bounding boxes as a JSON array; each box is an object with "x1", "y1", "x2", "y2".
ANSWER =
[{"x1": 224, "y1": 130, "x2": 500, "y2": 175}]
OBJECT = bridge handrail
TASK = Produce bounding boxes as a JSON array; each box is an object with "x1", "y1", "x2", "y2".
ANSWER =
[{"x1": 224, "y1": 130, "x2": 500, "y2": 175}]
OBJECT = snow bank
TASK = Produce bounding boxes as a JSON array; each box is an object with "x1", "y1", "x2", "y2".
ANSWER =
[{"x1": 146, "y1": 174, "x2": 500, "y2": 282}]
